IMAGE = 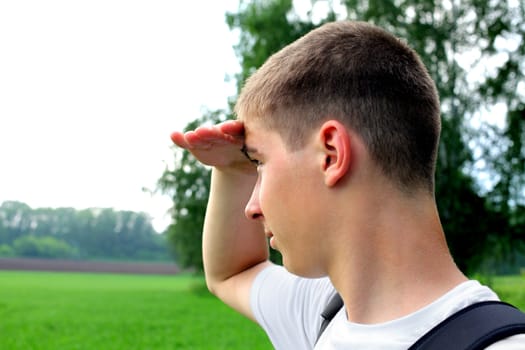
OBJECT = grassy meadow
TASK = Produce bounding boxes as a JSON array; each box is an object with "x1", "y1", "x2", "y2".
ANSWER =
[
  {"x1": 0, "y1": 270, "x2": 524, "y2": 350},
  {"x1": 488, "y1": 274, "x2": 525, "y2": 309},
  {"x1": 0, "y1": 270, "x2": 272, "y2": 350}
]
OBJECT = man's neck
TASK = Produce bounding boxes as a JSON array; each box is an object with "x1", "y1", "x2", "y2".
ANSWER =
[{"x1": 326, "y1": 187, "x2": 467, "y2": 324}]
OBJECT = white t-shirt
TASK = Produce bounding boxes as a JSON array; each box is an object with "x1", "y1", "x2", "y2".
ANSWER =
[{"x1": 250, "y1": 265, "x2": 525, "y2": 349}]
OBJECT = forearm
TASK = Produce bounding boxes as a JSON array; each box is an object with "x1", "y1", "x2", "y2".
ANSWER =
[{"x1": 202, "y1": 167, "x2": 269, "y2": 290}]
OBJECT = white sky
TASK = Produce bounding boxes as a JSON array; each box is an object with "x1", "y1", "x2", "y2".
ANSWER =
[
  {"x1": 1, "y1": 1, "x2": 518, "y2": 233},
  {"x1": 0, "y1": 1, "x2": 240, "y2": 232}
]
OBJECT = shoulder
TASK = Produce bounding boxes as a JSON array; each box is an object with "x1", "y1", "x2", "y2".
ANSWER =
[
  {"x1": 251, "y1": 264, "x2": 336, "y2": 308},
  {"x1": 250, "y1": 265, "x2": 336, "y2": 348},
  {"x1": 251, "y1": 264, "x2": 335, "y2": 315},
  {"x1": 486, "y1": 334, "x2": 525, "y2": 349}
]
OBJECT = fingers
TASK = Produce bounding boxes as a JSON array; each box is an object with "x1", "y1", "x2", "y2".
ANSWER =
[
  {"x1": 219, "y1": 120, "x2": 244, "y2": 136},
  {"x1": 170, "y1": 131, "x2": 189, "y2": 148},
  {"x1": 170, "y1": 120, "x2": 245, "y2": 149},
  {"x1": 184, "y1": 130, "x2": 213, "y2": 149},
  {"x1": 170, "y1": 129, "x2": 213, "y2": 149}
]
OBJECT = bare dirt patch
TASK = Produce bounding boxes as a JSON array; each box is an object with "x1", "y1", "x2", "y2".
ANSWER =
[{"x1": 0, "y1": 257, "x2": 180, "y2": 275}]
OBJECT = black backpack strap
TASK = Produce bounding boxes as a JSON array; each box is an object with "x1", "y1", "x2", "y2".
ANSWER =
[
  {"x1": 409, "y1": 301, "x2": 525, "y2": 350},
  {"x1": 316, "y1": 292, "x2": 343, "y2": 344},
  {"x1": 317, "y1": 297, "x2": 525, "y2": 349}
]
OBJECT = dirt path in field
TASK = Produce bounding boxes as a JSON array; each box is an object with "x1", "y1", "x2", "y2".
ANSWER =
[{"x1": 0, "y1": 257, "x2": 180, "y2": 275}]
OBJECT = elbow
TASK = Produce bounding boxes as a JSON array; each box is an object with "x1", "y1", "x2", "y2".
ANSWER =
[
  {"x1": 203, "y1": 271, "x2": 222, "y2": 296},
  {"x1": 205, "y1": 279, "x2": 218, "y2": 295}
]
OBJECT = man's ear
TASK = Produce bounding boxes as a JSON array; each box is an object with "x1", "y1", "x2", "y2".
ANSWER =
[{"x1": 319, "y1": 120, "x2": 351, "y2": 187}]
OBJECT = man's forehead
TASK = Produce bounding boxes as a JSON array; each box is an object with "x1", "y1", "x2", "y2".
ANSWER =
[
  {"x1": 242, "y1": 128, "x2": 260, "y2": 153},
  {"x1": 241, "y1": 118, "x2": 259, "y2": 133},
  {"x1": 242, "y1": 119, "x2": 262, "y2": 141},
  {"x1": 242, "y1": 120, "x2": 273, "y2": 151}
]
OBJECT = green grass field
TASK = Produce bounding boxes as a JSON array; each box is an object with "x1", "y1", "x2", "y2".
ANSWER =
[
  {"x1": 1, "y1": 271, "x2": 524, "y2": 350},
  {"x1": 489, "y1": 275, "x2": 525, "y2": 309},
  {"x1": 0, "y1": 271, "x2": 272, "y2": 350}
]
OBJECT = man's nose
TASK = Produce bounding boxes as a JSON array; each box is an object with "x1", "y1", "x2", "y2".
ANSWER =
[{"x1": 245, "y1": 182, "x2": 263, "y2": 220}]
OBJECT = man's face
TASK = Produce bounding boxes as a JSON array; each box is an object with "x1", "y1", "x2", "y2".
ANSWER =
[{"x1": 243, "y1": 120, "x2": 328, "y2": 277}]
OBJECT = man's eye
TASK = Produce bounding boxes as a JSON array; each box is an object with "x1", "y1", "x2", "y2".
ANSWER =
[{"x1": 240, "y1": 146, "x2": 262, "y2": 167}]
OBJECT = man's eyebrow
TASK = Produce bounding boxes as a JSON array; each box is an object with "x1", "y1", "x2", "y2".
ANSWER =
[
  {"x1": 241, "y1": 144, "x2": 258, "y2": 154},
  {"x1": 241, "y1": 144, "x2": 258, "y2": 160}
]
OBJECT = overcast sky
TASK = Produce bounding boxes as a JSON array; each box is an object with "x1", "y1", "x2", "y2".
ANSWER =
[
  {"x1": 0, "y1": 1, "x2": 240, "y2": 231},
  {"x1": 2, "y1": 1, "x2": 515, "y2": 233}
]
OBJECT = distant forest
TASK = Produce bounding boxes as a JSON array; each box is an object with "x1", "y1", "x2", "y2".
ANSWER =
[{"x1": 0, "y1": 201, "x2": 171, "y2": 261}]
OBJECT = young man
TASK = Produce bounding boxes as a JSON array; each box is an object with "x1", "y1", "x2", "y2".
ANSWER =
[{"x1": 171, "y1": 21, "x2": 525, "y2": 349}]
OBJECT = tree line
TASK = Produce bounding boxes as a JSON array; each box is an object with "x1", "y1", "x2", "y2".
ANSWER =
[
  {"x1": 159, "y1": 0, "x2": 524, "y2": 274},
  {"x1": 0, "y1": 201, "x2": 170, "y2": 261}
]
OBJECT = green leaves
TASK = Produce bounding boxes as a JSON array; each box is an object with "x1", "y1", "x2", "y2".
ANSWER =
[
  {"x1": 160, "y1": 0, "x2": 524, "y2": 273},
  {"x1": 0, "y1": 201, "x2": 168, "y2": 261},
  {"x1": 157, "y1": 111, "x2": 229, "y2": 270}
]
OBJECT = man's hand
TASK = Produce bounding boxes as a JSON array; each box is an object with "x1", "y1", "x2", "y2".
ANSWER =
[
  {"x1": 170, "y1": 120, "x2": 254, "y2": 173},
  {"x1": 169, "y1": 119, "x2": 269, "y2": 320}
]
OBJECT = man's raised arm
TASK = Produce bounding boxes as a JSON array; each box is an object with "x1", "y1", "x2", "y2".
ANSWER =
[{"x1": 170, "y1": 120, "x2": 272, "y2": 320}]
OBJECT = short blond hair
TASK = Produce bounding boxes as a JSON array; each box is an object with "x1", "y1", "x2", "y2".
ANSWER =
[{"x1": 235, "y1": 21, "x2": 440, "y2": 193}]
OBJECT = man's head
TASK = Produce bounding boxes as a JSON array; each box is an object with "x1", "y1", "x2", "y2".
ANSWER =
[{"x1": 235, "y1": 21, "x2": 440, "y2": 194}]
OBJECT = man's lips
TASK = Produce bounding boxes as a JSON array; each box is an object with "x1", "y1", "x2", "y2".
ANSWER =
[{"x1": 265, "y1": 231, "x2": 276, "y2": 249}]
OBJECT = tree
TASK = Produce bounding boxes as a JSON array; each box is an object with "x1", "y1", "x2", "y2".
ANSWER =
[
  {"x1": 13, "y1": 235, "x2": 77, "y2": 259},
  {"x1": 156, "y1": 1, "x2": 326, "y2": 271},
  {"x1": 226, "y1": 0, "x2": 332, "y2": 92},
  {"x1": 159, "y1": 0, "x2": 524, "y2": 273},
  {"x1": 0, "y1": 201, "x2": 169, "y2": 261},
  {"x1": 157, "y1": 111, "x2": 226, "y2": 270}
]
